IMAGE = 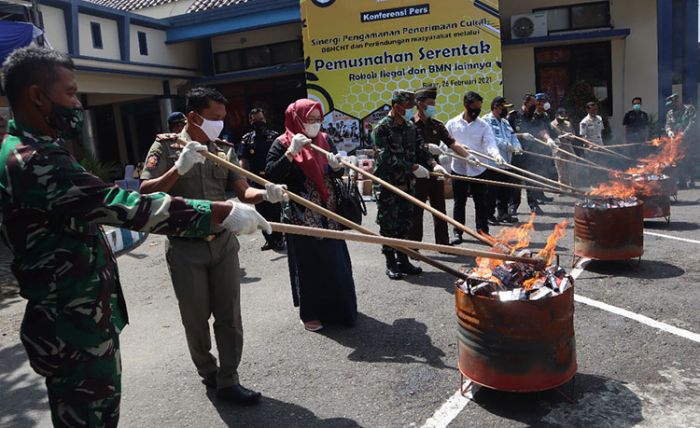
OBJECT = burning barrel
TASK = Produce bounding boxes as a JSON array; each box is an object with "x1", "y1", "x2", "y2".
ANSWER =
[
  {"x1": 631, "y1": 174, "x2": 671, "y2": 221},
  {"x1": 574, "y1": 198, "x2": 644, "y2": 261},
  {"x1": 455, "y1": 270, "x2": 576, "y2": 392}
]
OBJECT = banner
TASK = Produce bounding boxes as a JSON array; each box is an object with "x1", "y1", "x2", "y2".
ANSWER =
[{"x1": 300, "y1": 0, "x2": 502, "y2": 152}]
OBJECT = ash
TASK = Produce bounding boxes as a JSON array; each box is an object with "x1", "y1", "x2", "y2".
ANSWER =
[{"x1": 457, "y1": 250, "x2": 573, "y2": 302}]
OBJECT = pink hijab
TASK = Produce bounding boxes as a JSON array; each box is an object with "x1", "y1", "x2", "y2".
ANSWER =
[{"x1": 278, "y1": 99, "x2": 331, "y2": 202}]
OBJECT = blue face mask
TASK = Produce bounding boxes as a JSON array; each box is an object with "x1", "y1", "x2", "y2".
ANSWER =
[
  {"x1": 424, "y1": 105, "x2": 437, "y2": 118},
  {"x1": 633, "y1": 104, "x2": 641, "y2": 111},
  {"x1": 403, "y1": 108, "x2": 414, "y2": 122}
]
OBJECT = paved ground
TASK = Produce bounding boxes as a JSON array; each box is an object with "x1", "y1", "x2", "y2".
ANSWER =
[{"x1": 1, "y1": 185, "x2": 699, "y2": 427}]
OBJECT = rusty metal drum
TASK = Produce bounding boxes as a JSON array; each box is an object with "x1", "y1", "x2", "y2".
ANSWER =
[
  {"x1": 455, "y1": 285, "x2": 576, "y2": 392},
  {"x1": 574, "y1": 200, "x2": 644, "y2": 260}
]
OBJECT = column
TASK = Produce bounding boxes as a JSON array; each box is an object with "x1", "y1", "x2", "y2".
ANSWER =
[
  {"x1": 159, "y1": 97, "x2": 174, "y2": 133},
  {"x1": 657, "y1": 0, "x2": 673, "y2": 119},
  {"x1": 81, "y1": 109, "x2": 99, "y2": 160},
  {"x1": 682, "y1": 0, "x2": 698, "y2": 106}
]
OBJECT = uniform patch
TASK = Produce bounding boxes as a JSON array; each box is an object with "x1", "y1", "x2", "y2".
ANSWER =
[{"x1": 145, "y1": 153, "x2": 160, "y2": 170}]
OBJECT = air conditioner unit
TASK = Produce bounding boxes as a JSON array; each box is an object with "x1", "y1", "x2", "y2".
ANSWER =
[{"x1": 511, "y1": 12, "x2": 548, "y2": 39}]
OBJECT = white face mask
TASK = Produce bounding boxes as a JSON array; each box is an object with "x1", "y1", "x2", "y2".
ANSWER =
[
  {"x1": 304, "y1": 122, "x2": 321, "y2": 138},
  {"x1": 196, "y1": 114, "x2": 224, "y2": 141},
  {"x1": 543, "y1": 102, "x2": 551, "y2": 111}
]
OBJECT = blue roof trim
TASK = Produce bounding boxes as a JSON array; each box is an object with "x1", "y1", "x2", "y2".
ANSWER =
[
  {"x1": 166, "y1": 0, "x2": 298, "y2": 26},
  {"x1": 191, "y1": 61, "x2": 304, "y2": 84},
  {"x1": 502, "y1": 28, "x2": 630, "y2": 46},
  {"x1": 75, "y1": 64, "x2": 195, "y2": 79},
  {"x1": 73, "y1": 54, "x2": 199, "y2": 71},
  {"x1": 167, "y1": 5, "x2": 300, "y2": 43}
]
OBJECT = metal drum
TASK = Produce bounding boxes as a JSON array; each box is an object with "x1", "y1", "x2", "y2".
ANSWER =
[
  {"x1": 574, "y1": 200, "x2": 644, "y2": 260},
  {"x1": 455, "y1": 284, "x2": 576, "y2": 392},
  {"x1": 631, "y1": 174, "x2": 672, "y2": 221}
]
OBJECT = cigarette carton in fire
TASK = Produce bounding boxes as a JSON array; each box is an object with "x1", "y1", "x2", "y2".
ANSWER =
[{"x1": 457, "y1": 249, "x2": 574, "y2": 302}]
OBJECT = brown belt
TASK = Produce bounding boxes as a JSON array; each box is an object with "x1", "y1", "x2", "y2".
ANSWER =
[{"x1": 173, "y1": 229, "x2": 226, "y2": 242}]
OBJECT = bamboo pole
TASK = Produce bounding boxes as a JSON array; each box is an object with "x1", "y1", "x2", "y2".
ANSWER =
[
  {"x1": 309, "y1": 143, "x2": 497, "y2": 247},
  {"x1": 175, "y1": 138, "x2": 470, "y2": 280},
  {"x1": 527, "y1": 135, "x2": 605, "y2": 169},
  {"x1": 270, "y1": 223, "x2": 544, "y2": 266},
  {"x1": 566, "y1": 134, "x2": 634, "y2": 161},
  {"x1": 430, "y1": 172, "x2": 581, "y2": 196},
  {"x1": 603, "y1": 142, "x2": 650, "y2": 149},
  {"x1": 519, "y1": 149, "x2": 621, "y2": 176}
]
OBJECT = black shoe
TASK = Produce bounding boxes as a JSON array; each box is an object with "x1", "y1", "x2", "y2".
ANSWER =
[
  {"x1": 499, "y1": 215, "x2": 518, "y2": 224},
  {"x1": 397, "y1": 253, "x2": 423, "y2": 275},
  {"x1": 530, "y1": 205, "x2": 544, "y2": 215},
  {"x1": 384, "y1": 251, "x2": 404, "y2": 280},
  {"x1": 449, "y1": 235, "x2": 464, "y2": 245},
  {"x1": 539, "y1": 196, "x2": 554, "y2": 203},
  {"x1": 216, "y1": 384, "x2": 262, "y2": 405},
  {"x1": 272, "y1": 240, "x2": 286, "y2": 251},
  {"x1": 260, "y1": 242, "x2": 274, "y2": 251},
  {"x1": 201, "y1": 372, "x2": 217, "y2": 389},
  {"x1": 487, "y1": 216, "x2": 500, "y2": 226}
]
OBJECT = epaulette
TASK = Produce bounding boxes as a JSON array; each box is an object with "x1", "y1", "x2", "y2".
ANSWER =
[
  {"x1": 155, "y1": 133, "x2": 180, "y2": 142},
  {"x1": 214, "y1": 138, "x2": 235, "y2": 148}
]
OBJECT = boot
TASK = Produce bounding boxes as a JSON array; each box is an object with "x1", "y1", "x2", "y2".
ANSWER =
[
  {"x1": 384, "y1": 250, "x2": 404, "y2": 280},
  {"x1": 397, "y1": 252, "x2": 423, "y2": 275}
]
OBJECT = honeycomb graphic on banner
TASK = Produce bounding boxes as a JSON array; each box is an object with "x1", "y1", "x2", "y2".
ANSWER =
[{"x1": 339, "y1": 61, "x2": 502, "y2": 123}]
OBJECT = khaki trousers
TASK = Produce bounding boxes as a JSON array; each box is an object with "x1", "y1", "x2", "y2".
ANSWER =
[{"x1": 166, "y1": 232, "x2": 242, "y2": 388}]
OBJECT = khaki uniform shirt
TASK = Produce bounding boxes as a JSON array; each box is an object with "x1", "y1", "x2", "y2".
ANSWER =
[{"x1": 579, "y1": 114, "x2": 604, "y2": 145}]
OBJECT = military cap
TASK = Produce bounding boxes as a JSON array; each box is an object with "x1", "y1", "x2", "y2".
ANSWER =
[
  {"x1": 167, "y1": 112, "x2": 187, "y2": 124},
  {"x1": 491, "y1": 96, "x2": 513, "y2": 109},
  {"x1": 665, "y1": 93, "x2": 679, "y2": 106},
  {"x1": 534, "y1": 93, "x2": 549, "y2": 101},
  {"x1": 415, "y1": 84, "x2": 438, "y2": 101},
  {"x1": 391, "y1": 90, "x2": 415, "y2": 106}
]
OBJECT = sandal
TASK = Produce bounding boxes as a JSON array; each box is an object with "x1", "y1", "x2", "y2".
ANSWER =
[{"x1": 301, "y1": 320, "x2": 324, "y2": 332}]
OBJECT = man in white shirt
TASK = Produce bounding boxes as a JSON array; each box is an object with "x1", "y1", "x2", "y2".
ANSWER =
[
  {"x1": 445, "y1": 91, "x2": 504, "y2": 242},
  {"x1": 483, "y1": 96, "x2": 522, "y2": 224},
  {"x1": 579, "y1": 101, "x2": 605, "y2": 146}
]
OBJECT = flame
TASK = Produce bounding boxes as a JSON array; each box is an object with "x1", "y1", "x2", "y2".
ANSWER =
[
  {"x1": 630, "y1": 133, "x2": 684, "y2": 175},
  {"x1": 588, "y1": 181, "x2": 637, "y2": 199},
  {"x1": 472, "y1": 213, "x2": 536, "y2": 280},
  {"x1": 537, "y1": 220, "x2": 568, "y2": 265}
]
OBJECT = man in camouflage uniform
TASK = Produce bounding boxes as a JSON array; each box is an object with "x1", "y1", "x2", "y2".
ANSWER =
[
  {"x1": 665, "y1": 93, "x2": 697, "y2": 188},
  {"x1": 238, "y1": 108, "x2": 284, "y2": 250},
  {"x1": 141, "y1": 87, "x2": 287, "y2": 406},
  {"x1": 372, "y1": 90, "x2": 442, "y2": 280},
  {"x1": 0, "y1": 47, "x2": 272, "y2": 427}
]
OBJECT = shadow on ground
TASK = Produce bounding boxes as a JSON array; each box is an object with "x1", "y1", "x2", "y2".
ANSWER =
[
  {"x1": 584, "y1": 259, "x2": 685, "y2": 280},
  {"x1": 207, "y1": 392, "x2": 361, "y2": 428},
  {"x1": 321, "y1": 313, "x2": 449, "y2": 369},
  {"x1": 0, "y1": 344, "x2": 48, "y2": 427},
  {"x1": 468, "y1": 373, "x2": 643, "y2": 427}
]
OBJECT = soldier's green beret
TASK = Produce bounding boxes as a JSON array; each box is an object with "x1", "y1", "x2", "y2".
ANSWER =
[{"x1": 391, "y1": 90, "x2": 415, "y2": 106}]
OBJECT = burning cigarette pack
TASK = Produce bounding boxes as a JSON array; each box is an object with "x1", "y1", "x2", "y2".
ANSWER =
[{"x1": 577, "y1": 197, "x2": 639, "y2": 209}]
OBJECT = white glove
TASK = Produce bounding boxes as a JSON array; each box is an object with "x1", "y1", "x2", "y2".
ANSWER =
[
  {"x1": 326, "y1": 152, "x2": 343, "y2": 170},
  {"x1": 286, "y1": 133, "x2": 311, "y2": 157},
  {"x1": 413, "y1": 164, "x2": 430, "y2": 179},
  {"x1": 222, "y1": 202, "x2": 272, "y2": 235},
  {"x1": 433, "y1": 164, "x2": 448, "y2": 175},
  {"x1": 512, "y1": 146, "x2": 523, "y2": 155},
  {"x1": 547, "y1": 138, "x2": 558, "y2": 148},
  {"x1": 262, "y1": 183, "x2": 288, "y2": 203},
  {"x1": 438, "y1": 154, "x2": 451, "y2": 171},
  {"x1": 667, "y1": 131, "x2": 675, "y2": 138},
  {"x1": 175, "y1": 142, "x2": 207, "y2": 175},
  {"x1": 492, "y1": 154, "x2": 506, "y2": 165},
  {"x1": 427, "y1": 144, "x2": 444, "y2": 156},
  {"x1": 524, "y1": 133, "x2": 537, "y2": 142},
  {"x1": 466, "y1": 155, "x2": 480, "y2": 167}
]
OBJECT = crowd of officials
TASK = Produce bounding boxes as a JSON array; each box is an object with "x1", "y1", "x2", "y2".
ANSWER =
[{"x1": 0, "y1": 46, "x2": 697, "y2": 427}]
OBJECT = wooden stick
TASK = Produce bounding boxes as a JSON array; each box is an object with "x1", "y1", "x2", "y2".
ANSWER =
[
  {"x1": 528, "y1": 135, "x2": 605, "y2": 169},
  {"x1": 465, "y1": 148, "x2": 582, "y2": 193},
  {"x1": 566, "y1": 134, "x2": 634, "y2": 161},
  {"x1": 430, "y1": 172, "x2": 581, "y2": 196},
  {"x1": 603, "y1": 142, "x2": 650, "y2": 149},
  {"x1": 309, "y1": 143, "x2": 497, "y2": 247},
  {"x1": 519, "y1": 149, "x2": 621, "y2": 175},
  {"x1": 270, "y1": 222, "x2": 544, "y2": 266},
  {"x1": 175, "y1": 138, "x2": 468, "y2": 280}
]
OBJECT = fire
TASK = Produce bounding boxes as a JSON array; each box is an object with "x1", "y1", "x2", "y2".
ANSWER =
[
  {"x1": 630, "y1": 133, "x2": 684, "y2": 175},
  {"x1": 522, "y1": 221, "x2": 568, "y2": 290},
  {"x1": 588, "y1": 181, "x2": 637, "y2": 199},
  {"x1": 472, "y1": 213, "x2": 535, "y2": 280}
]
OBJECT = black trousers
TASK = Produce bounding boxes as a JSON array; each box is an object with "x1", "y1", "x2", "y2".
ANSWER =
[
  {"x1": 452, "y1": 169, "x2": 494, "y2": 235},
  {"x1": 408, "y1": 176, "x2": 449, "y2": 245},
  {"x1": 488, "y1": 170, "x2": 520, "y2": 218}
]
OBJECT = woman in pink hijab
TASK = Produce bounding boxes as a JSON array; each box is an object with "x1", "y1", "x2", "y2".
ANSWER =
[{"x1": 266, "y1": 99, "x2": 357, "y2": 332}]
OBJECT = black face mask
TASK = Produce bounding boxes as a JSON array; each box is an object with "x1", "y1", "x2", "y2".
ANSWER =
[
  {"x1": 499, "y1": 109, "x2": 508, "y2": 119},
  {"x1": 467, "y1": 107, "x2": 481, "y2": 119},
  {"x1": 252, "y1": 121, "x2": 266, "y2": 131},
  {"x1": 527, "y1": 104, "x2": 536, "y2": 117}
]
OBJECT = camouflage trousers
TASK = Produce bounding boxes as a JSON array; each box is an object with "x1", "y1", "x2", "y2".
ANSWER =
[
  {"x1": 45, "y1": 349, "x2": 121, "y2": 427},
  {"x1": 376, "y1": 185, "x2": 414, "y2": 254}
]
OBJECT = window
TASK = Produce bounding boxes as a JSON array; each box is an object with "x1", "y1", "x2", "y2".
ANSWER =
[
  {"x1": 214, "y1": 40, "x2": 304, "y2": 74},
  {"x1": 536, "y1": 1, "x2": 610, "y2": 34},
  {"x1": 534, "y1": 42, "x2": 613, "y2": 113},
  {"x1": 137, "y1": 31, "x2": 148, "y2": 56},
  {"x1": 90, "y1": 22, "x2": 103, "y2": 49}
]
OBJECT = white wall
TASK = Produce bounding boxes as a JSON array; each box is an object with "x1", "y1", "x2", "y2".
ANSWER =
[
  {"x1": 78, "y1": 13, "x2": 121, "y2": 60},
  {"x1": 76, "y1": 71, "x2": 164, "y2": 95},
  {"x1": 211, "y1": 23, "x2": 301, "y2": 53},
  {"x1": 502, "y1": 46, "x2": 536, "y2": 106},
  {"x1": 129, "y1": 25, "x2": 198, "y2": 68},
  {"x1": 132, "y1": 0, "x2": 194, "y2": 19},
  {"x1": 41, "y1": 6, "x2": 68, "y2": 53}
]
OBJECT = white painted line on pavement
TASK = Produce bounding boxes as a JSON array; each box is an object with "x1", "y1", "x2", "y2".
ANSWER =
[
  {"x1": 572, "y1": 257, "x2": 700, "y2": 344},
  {"x1": 644, "y1": 231, "x2": 700, "y2": 245},
  {"x1": 420, "y1": 383, "x2": 475, "y2": 428}
]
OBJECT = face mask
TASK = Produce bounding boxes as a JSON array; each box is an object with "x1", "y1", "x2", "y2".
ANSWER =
[
  {"x1": 543, "y1": 102, "x2": 551, "y2": 111},
  {"x1": 527, "y1": 104, "x2": 536, "y2": 116},
  {"x1": 424, "y1": 105, "x2": 437, "y2": 118},
  {"x1": 252, "y1": 121, "x2": 266, "y2": 131},
  {"x1": 303, "y1": 122, "x2": 321, "y2": 138},
  {"x1": 403, "y1": 108, "x2": 414, "y2": 122},
  {"x1": 44, "y1": 96, "x2": 84, "y2": 140},
  {"x1": 499, "y1": 108, "x2": 508, "y2": 119},
  {"x1": 467, "y1": 107, "x2": 481, "y2": 119},
  {"x1": 633, "y1": 104, "x2": 641, "y2": 111},
  {"x1": 196, "y1": 114, "x2": 224, "y2": 141}
]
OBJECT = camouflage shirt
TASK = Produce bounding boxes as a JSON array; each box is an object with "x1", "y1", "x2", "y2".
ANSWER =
[
  {"x1": 665, "y1": 104, "x2": 697, "y2": 137},
  {"x1": 0, "y1": 120, "x2": 213, "y2": 376},
  {"x1": 372, "y1": 115, "x2": 435, "y2": 187}
]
